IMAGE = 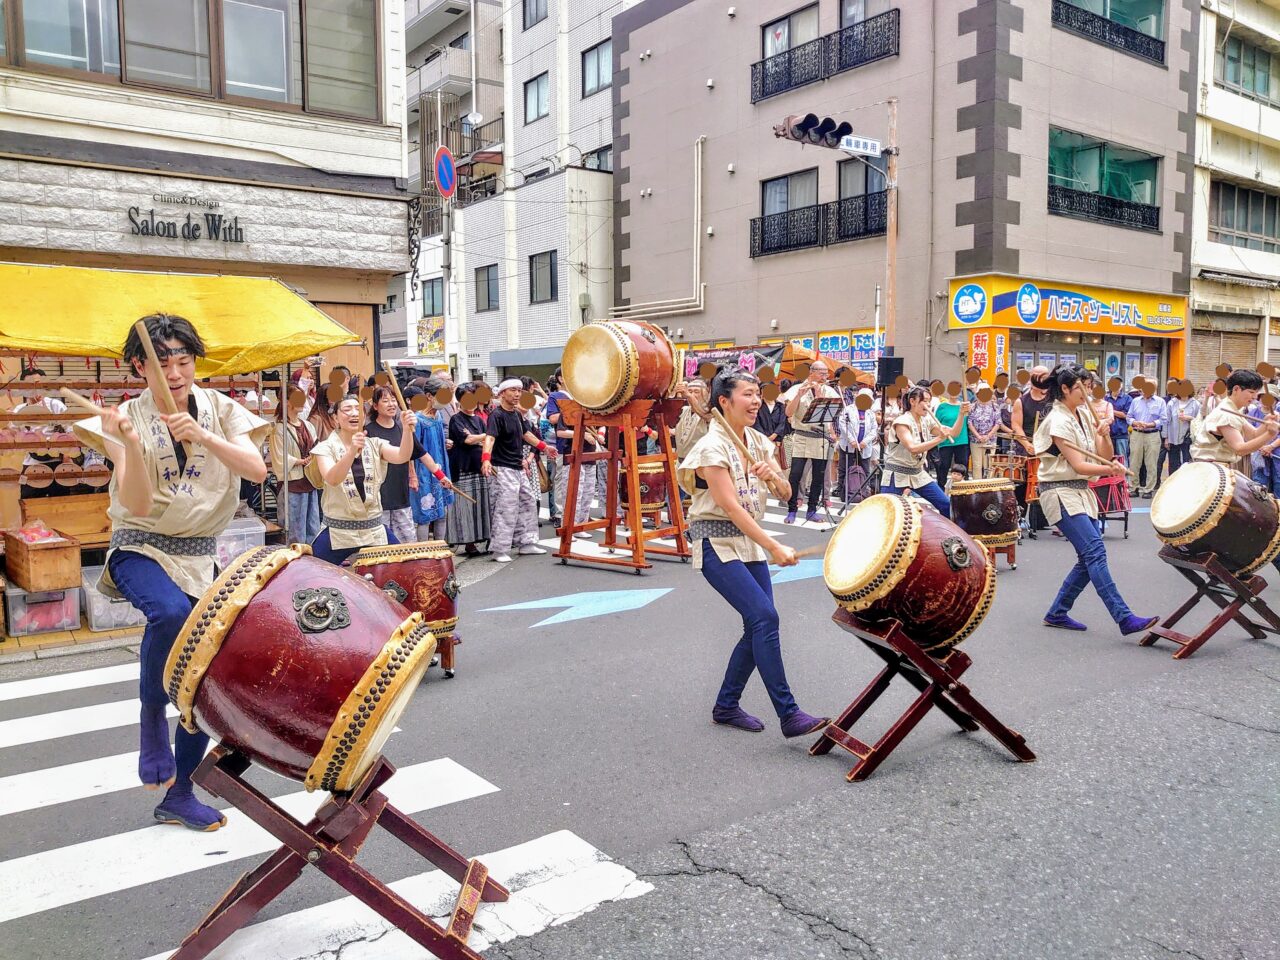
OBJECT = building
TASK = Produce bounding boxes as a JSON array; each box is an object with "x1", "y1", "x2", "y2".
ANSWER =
[
  {"x1": 0, "y1": 0, "x2": 413, "y2": 376},
  {"x1": 1190, "y1": 0, "x2": 1280, "y2": 383},
  {"x1": 614, "y1": 0, "x2": 1197, "y2": 386}
]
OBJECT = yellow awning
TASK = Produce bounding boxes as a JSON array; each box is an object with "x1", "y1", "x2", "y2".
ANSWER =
[{"x1": 0, "y1": 262, "x2": 359, "y2": 375}]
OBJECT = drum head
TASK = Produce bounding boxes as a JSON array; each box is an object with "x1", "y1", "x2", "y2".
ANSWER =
[
  {"x1": 561, "y1": 323, "x2": 635, "y2": 411},
  {"x1": 1150, "y1": 462, "x2": 1231, "y2": 537},
  {"x1": 824, "y1": 495, "x2": 917, "y2": 610},
  {"x1": 950, "y1": 478, "x2": 1014, "y2": 495}
]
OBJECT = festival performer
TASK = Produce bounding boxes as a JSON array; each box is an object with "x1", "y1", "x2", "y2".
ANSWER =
[
  {"x1": 678, "y1": 368, "x2": 829, "y2": 738},
  {"x1": 269, "y1": 388, "x2": 322, "y2": 544},
  {"x1": 310, "y1": 394, "x2": 418, "y2": 564},
  {"x1": 782, "y1": 360, "x2": 839, "y2": 523},
  {"x1": 882, "y1": 386, "x2": 967, "y2": 517},
  {"x1": 1035, "y1": 364, "x2": 1156, "y2": 634},
  {"x1": 72, "y1": 314, "x2": 270, "y2": 831},
  {"x1": 483, "y1": 378, "x2": 557, "y2": 563}
]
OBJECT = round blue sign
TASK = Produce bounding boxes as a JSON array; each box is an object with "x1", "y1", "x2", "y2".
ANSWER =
[
  {"x1": 952, "y1": 283, "x2": 987, "y2": 325},
  {"x1": 433, "y1": 146, "x2": 456, "y2": 200},
  {"x1": 1015, "y1": 283, "x2": 1041, "y2": 325}
]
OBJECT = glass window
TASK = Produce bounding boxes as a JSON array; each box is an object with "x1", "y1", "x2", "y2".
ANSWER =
[
  {"x1": 422, "y1": 277, "x2": 444, "y2": 316},
  {"x1": 304, "y1": 0, "x2": 377, "y2": 118},
  {"x1": 582, "y1": 38, "x2": 611, "y2": 98},
  {"x1": 762, "y1": 4, "x2": 818, "y2": 58},
  {"x1": 840, "y1": 0, "x2": 890, "y2": 28},
  {"x1": 524, "y1": 71, "x2": 548, "y2": 123},
  {"x1": 449, "y1": 32, "x2": 469, "y2": 49},
  {"x1": 223, "y1": 0, "x2": 300, "y2": 103},
  {"x1": 23, "y1": 0, "x2": 120, "y2": 75},
  {"x1": 1208, "y1": 180, "x2": 1280, "y2": 247},
  {"x1": 475, "y1": 265, "x2": 499, "y2": 312},
  {"x1": 522, "y1": 0, "x2": 546, "y2": 30},
  {"x1": 761, "y1": 169, "x2": 817, "y2": 216},
  {"x1": 122, "y1": 0, "x2": 211, "y2": 91},
  {"x1": 1216, "y1": 31, "x2": 1278, "y2": 105},
  {"x1": 530, "y1": 251, "x2": 557, "y2": 304},
  {"x1": 839, "y1": 155, "x2": 886, "y2": 197},
  {"x1": 1, "y1": 0, "x2": 5, "y2": 60},
  {"x1": 583, "y1": 145, "x2": 612, "y2": 172}
]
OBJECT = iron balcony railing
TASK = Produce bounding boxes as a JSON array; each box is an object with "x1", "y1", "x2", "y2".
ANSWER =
[
  {"x1": 1050, "y1": 0, "x2": 1165, "y2": 65},
  {"x1": 750, "y1": 190, "x2": 889, "y2": 258},
  {"x1": 750, "y1": 9, "x2": 900, "y2": 103},
  {"x1": 461, "y1": 115, "x2": 505, "y2": 156},
  {"x1": 1048, "y1": 183, "x2": 1161, "y2": 231}
]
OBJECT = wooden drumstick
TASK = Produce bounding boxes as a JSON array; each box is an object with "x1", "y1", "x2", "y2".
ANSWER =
[
  {"x1": 132, "y1": 319, "x2": 191, "y2": 456},
  {"x1": 1215, "y1": 404, "x2": 1275, "y2": 428},
  {"x1": 999, "y1": 425, "x2": 1137, "y2": 480},
  {"x1": 771, "y1": 544, "x2": 826, "y2": 566},
  {"x1": 59, "y1": 387, "x2": 105, "y2": 417},
  {"x1": 381, "y1": 361, "x2": 409, "y2": 410}
]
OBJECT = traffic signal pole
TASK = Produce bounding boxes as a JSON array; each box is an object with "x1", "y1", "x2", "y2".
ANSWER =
[{"x1": 884, "y1": 97, "x2": 898, "y2": 348}]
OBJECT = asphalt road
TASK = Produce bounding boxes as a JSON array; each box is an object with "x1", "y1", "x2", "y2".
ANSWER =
[{"x1": 1, "y1": 502, "x2": 1276, "y2": 960}]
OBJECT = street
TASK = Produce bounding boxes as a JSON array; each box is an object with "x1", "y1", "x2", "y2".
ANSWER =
[{"x1": 1, "y1": 503, "x2": 1277, "y2": 960}]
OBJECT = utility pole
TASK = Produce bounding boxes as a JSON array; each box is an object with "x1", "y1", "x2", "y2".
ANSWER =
[{"x1": 884, "y1": 97, "x2": 898, "y2": 349}]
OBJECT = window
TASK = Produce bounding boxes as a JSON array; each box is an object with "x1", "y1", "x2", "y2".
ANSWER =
[
  {"x1": 522, "y1": 0, "x2": 546, "y2": 30},
  {"x1": 423, "y1": 277, "x2": 444, "y2": 316},
  {"x1": 1053, "y1": 0, "x2": 1165, "y2": 63},
  {"x1": 224, "y1": 0, "x2": 301, "y2": 104},
  {"x1": 449, "y1": 32, "x2": 469, "y2": 50},
  {"x1": 1216, "y1": 33, "x2": 1278, "y2": 106},
  {"x1": 762, "y1": 4, "x2": 819, "y2": 58},
  {"x1": 1209, "y1": 181, "x2": 1280, "y2": 253},
  {"x1": 582, "y1": 38, "x2": 611, "y2": 97},
  {"x1": 1, "y1": 0, "x2": 6, "y2": 60},
  {"x1": 1048, "y1": 127, "x2": 1161, "y2": 229},
  {"x1": 382, "y1": 293, "x2": 398, "y2": 315},
  {"x1": 122, "y1": 0, "x2": 212, "y2": 92},
  {"x1": 529, "y1": 251, "x2": 557, "y2": 304},
  {"x1": 1058, "y1": 0, "x2": 1163, "y2": 38},
  {"x1": 305, "y1": 0, "x2": 378, "y2": 118},
  {"x1": 475, "y1": 265, "x2": 499, "y2": 312},
  {"x1": 761, "y1": 169, "x2": 818, "y2": 216},
  {"x1": 583, "y1": 145, "x2": 613, "y2": 172},
  {"x1": 524, "y1": 71, "x2": 549, "y2": 123},
  {"x1": 838, "y1": 155, "x2": 886, "y2": 198},
  {"x1": 840, "y1": 0, "x2": 891, "y2": 28},
  {"x1": 21, "y1": 0, "x2": 120, "y2": 75}
]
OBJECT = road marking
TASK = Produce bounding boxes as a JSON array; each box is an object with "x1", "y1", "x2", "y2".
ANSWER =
[
  {"x1": 0, "y1": 699, "x2": 177, "y2": 750},
  {"x1": 771, "y1": 558, "x2": 825, "y2": 584},
  {"x1": 761, "y1": 510, "x2": 834, "y2": 530},
  {"x1": 134, "y1": 830, "x2": 652, "y2": 960},
  {"x1": 0, "y1": 757, "x2": 498, "y2": 925},
  {"x1": 0, "y1": 662, "x2": 139, "y2": 703},
  {"x1": 485, "y1": 589, "x2": 672, "y2": 627}
]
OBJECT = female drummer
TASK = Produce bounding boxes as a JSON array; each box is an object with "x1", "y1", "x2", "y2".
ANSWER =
[
  {"x1": 678, "y1": 368, "x2": 829, "y2": 738},
  {"x1": 881, "y1": 386, "x2": 968, "y2": 517},
  {"x1": 310, "y1": 394, "x2": 418, "y2": 565},
  {"x1": 1036, "y1": 363, "x2": 1156, "y2": 634}
]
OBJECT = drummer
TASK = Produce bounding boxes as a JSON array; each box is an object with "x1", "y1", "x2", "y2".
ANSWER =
[
  {"x1": 72, "y1": 314, "x2": 270, "y2": 832},
  {"x1": 310, "y1": 394, "x2": 420, "y2": 565},
  {"x1": 678, "y1": 367, "x2": 829, "y2": 738},
  {"x1": 882, "y1": 386, "x2": 968, "y2": 517},
  {"x1": 1035, "y1": 363, "x2": 1156, "y2": 635}
]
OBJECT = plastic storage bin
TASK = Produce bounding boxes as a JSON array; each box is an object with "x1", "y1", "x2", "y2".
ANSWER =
[
  {"x1": 6, "y1": 582, "x2": 80, "y2": 637},
  {"x1": 215, "y1": 514, "x2": 266, "y2": 568},
  {"x1": 81, "y1": 565, "x2": 146, "y2": 632}
]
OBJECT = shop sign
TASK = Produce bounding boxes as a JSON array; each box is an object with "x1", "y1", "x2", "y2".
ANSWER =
[
  {"x1": 947, "y1": 276, "x2": 1186, "y2": 337},
  {"x1": 849, "y1": 330, "x2": 884, "y2": 371},
  {"x1": 682, "y1": 344, "x2": 785, "y2": 380},
  {"x1": 127, "y1": 202, "x2": 246, "y2": 244},
  {"x1": 818, "y1": 331, "x2": 852, "y2": 363},
  {"x1": 1104, "y1": 351, "x2": 1122, "y2": 378},
  {"x1": 970, "y1": 331, "x2": 990, "y2": 370},
  {"x1": 418, "y1": 315, "x2": 446, "y2": 361},
  {"x1": 994, "y1": 333, "x2": 1007, "y2": 373}
]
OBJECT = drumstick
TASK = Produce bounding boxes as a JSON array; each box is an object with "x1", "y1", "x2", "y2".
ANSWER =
[
  {"x1": 58, "y1": 387, "x2": 104, "y2": 417},
  {"x1": 771, "y1": 544, "x2": 826, "y2": 566},
  {"x1": 381, "y1": 361, "x2": 409, "y2": 411},
  {"x1": 1215, "y1": 404, "x2": 1274, "y2": 428},
  {"x1": 133, "y1": 319, "x2": 191, "y2": 456}
]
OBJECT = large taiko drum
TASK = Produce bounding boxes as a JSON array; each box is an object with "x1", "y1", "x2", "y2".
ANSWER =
[
  {"x1": 949, "y1": 478, "x2": 1018, "y2": 547},
  {"x1": 560, "y1": 320, "x2": 678, "y2": 414},
  {"x1": 351, "y1": 541, "x2": 459, "y2": 637},
  {"x1": 823, "y1": 494, "x2": 996, "y2": 654},
  {"x1": 1150, "y1": 462, "x2": 1280, "y2": 574},
  {"x1": 620, "y1": 462, "x2": 668, "y2": 515},
  {"x1": 164, "y1": 545, "x2": 436, "y2": 793}
]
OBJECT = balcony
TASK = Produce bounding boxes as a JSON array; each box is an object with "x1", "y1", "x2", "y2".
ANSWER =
[
  {"x1": 410, "y1": 46, "x2": 477, "y2": 99},
  {"x1": 1048, "y1": 183, "x2": 1161, "y2": 231},
  {"x1": 750, "y1": 9, "x2": 899, "y2": 103},
  {"x1": 406, "y1": 0, "x2": 471, "y2": 51},
  {"x1": 462, "y1": 115, "x2": 505, "y2": 156},
  {"x1": 1051, "y1": 0, "x2": 1165, "y2": 65},
  {"x1": 750, "y1": 191, "x2": 888, "y2": 258}
]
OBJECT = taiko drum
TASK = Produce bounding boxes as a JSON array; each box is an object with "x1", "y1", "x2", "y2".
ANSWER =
[
  {"x1": 949, "y1": 478, "x2": 1019, "y2": 547},
  {"x1": 560, "y1": 320, "x2": 678, "y2": 414},
  {"x1": 351, "y1": 540, "x2": 460, "y2": 637},
  {"x1": 620, "y1": 462, "x2": 668, "y2": 515},
  {"x1": 1150, "y1": 462, "x2": 1280, "y2": 574}
]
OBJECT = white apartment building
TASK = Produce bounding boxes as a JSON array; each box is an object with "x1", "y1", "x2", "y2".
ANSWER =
[{"x1": 1191, "y1": 0, "x2": 1280, "y2": 382}]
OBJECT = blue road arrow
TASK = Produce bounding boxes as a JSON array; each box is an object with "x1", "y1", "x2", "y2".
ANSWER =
[
  {"x1": 484, "y1": 588, "x2": 673, "y2": 627},
  {"x1": 771, "y1": 558, "x2": 825, "y2": 585}
]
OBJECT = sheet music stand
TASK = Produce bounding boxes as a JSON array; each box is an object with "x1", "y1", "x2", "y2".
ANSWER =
[{"x1": 799, "y1": 398, "x2": 842, "y2": 525}]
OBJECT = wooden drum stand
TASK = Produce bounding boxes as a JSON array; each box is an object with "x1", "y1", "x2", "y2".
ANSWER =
[
  {"x1": 554, "y1": 397, "x2": 690, "y2": 573},
  {"x1": 810, "y1": 609, "x2": 1036, "y2": 782},
  {"x1": 167, "y1": 748, "x2": 509, "y2": 960}
]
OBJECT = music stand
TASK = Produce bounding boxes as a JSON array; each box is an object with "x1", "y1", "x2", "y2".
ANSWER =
[{"x1": 800, "y1": 397, "x2": 843, "y2": 525}]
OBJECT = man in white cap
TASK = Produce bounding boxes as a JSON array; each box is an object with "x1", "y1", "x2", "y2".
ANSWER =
[{"x1": 483, "y1": 378, "x2": 558, "y2": 562}]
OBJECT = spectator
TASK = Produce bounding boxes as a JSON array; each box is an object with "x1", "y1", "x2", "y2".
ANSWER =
[
  {"x1": 446, "y1": 382, "x2": 492, "y2": 555},
  {"x1": 406, "y1": 382, "x2": 454, "y2": 541},
  {"x1": 365, "y1": 385, "x2": 425, "y2": 544}
]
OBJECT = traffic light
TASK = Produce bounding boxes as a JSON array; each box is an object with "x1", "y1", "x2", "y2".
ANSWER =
[{"x1": 774, "y1": 114, "x2": 854, "y2": 149}]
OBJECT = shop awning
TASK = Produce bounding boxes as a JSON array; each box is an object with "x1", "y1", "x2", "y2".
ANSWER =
[{"x1": 0, "y1": 262, "x2": 359, "y2": 375}]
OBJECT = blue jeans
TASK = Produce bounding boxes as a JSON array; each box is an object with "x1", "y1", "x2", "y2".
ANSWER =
[
  {"x1": 700, "y1": 542, "x2": 799, "y2": 720},
  {"x1": 310, "y1": 525, "x2": 399, "y2": 566},
  {"x1": 1112, "y1": 436, "x2": 1130, "y2": 462},
  {"x1": 1048, "y1": 512, "x2": 1134, "y2": 623},
  {"x1": 882, "y1": 478, "x2": 951, "y2": 518},
  {"x1": 287, "y1": 489, "x2": 322, "y2": 544},
  {"x1": 108, "y1": 550, "x2": 196, "y2": 707}
]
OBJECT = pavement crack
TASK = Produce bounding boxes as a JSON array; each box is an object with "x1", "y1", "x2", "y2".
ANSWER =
[
  {"x1": 638, "y1": 840, "x2": 879, "y2": 959},
  {"x1": 1160, "y1": 702, "x2": 1280, "y2": 737},
  {"x1": 1138, "y1": 935, "x2": 1209, "y2": 960},
  {"x1": 299, "y1": 926, "x2": 393, "y2": 960},
  {"x1": 1248, "y1": 665, "x2": 1280, "y2": 684}
]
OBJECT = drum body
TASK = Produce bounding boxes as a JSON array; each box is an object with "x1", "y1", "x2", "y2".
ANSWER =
[
  {"x1": 823, "y1": 494, "x2": 996, "y2": 654},
  {"x1": 164, "y1": 546, "x2": 435, "y2": 793},
  {"x1": 351, "y1": 540, "x2": 460, "y2": 636},
  {"x1": 560, "y1": 320, "x2": 677, "y2": 414},
  {"x1": 949, "y1": 478, "x2": 1018, "y2": 546},
  {"x1": 1089, "y1": 474, "x2": 1131, "y2": 514},
  {"x1": 1150, "y1": 462, "x2": 1280, "y2": 574},
  {"x1": 1024, "y1": 456, "x2": 1040, "y2": 502},
  {"x1": 620, "y1": 463, "x2": 667, "y2": 515}
]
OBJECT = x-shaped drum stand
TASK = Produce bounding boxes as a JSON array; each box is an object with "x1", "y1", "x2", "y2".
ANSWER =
[
  {"x1": 810, "y1": 610, "x2": 1036, "y2": 781},
  {"x1": 167, "y1": 748, "x2": 509, "y2": 960}
]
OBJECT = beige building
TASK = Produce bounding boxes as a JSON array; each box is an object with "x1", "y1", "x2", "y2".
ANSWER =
[{"x1": 614, "y1": 0, "x2": 1197, "y2": 384}]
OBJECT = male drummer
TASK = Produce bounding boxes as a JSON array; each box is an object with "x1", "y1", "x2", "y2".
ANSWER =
[
  {"x1": 482, "y1": 378, "x2": 558, "y2": 562},
  {"x1": 73, "y1": 315, "x2": 269, "y2": 831}
]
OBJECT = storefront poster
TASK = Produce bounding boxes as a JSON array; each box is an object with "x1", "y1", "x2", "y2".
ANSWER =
[
  {"x1": 994, "y1": 333, "x2": 1007, "y2": 373},
  {"x1": 1143, "y1": 353, "x2": 1160, "y2": 381},
  {"x1": 682, "y1": 344, "x2": 784, "y2": 380},
  {"x1": 1085, "y1": 356, "x2": 1100, "y2": 371},
  {"x1": 1125, "y1": 353, "x2": 1141, "y2": 382},
  {"x1": 417, "y1": 314, "x2": 445, "y2": 361},
  {"x1": 1016, "y1": 351, "x2": 1034, "y2": 370},
  {"x1": 789, "y1": 336, "x2": 815, "y2": 353},
  {"x1": 848, "y1": 329, "x2": 885, "y2": 372},
  {"x1": 818, "y1": 331, "x2": 852, "y2": 364},
  {"x1": 1059, "y1": 353, "x2": 1077, "y2": 366},
  {"x1": 970, "y1": 331, "x2": 990, "y2": 371},
  {"x1": 1038, "y1": 352, "x2": 1057, "y2": 369},
  {"x1": 1104, "y1": 351, "x2": 1122, "y2": 378},
  {"x1": 946, "y1": 276, "x2": 1187, "y2": 337}
]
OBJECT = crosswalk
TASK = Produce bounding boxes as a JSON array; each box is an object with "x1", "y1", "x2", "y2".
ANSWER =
[{"x1": 0, "y1": 660, "x2": 652, "y2": 958}]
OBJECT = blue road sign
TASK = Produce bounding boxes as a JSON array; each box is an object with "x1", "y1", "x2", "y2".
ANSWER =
[{"x1": 433, "y1": 146, "x2": 456, "y2": 200}]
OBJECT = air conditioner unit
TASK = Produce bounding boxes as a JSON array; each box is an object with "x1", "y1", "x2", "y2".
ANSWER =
[{"x1": 1130, "y1": 179, "x2": 1154, "y2": 204}]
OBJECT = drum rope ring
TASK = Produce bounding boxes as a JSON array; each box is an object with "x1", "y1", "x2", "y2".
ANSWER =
[
  {"x1": 294, "y1": 588, "x2": 352, "y2": 634},
  {"x1": 941, "y1": 537, "x2": 971, "y2": 571},
  {"x1": 1250, "y1": 482, "x2": 1271, "y2": 503}
]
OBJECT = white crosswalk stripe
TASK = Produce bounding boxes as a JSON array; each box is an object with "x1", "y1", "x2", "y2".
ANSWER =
[
  {"x1": 0, "y1": 662, "x2": 139, "y2": 703},
  {"x1": 0, "y1": 749, "x2": 145, "y2": 817},
  {"x1": 0, "y1": 699, "x2": 177, "y2": 749}
]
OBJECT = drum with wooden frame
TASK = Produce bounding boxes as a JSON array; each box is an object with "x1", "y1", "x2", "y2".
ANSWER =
[
  {"x1": 351, "y1": 540, "x2": 461, "y2": 677},
  {"x1": 560, "y1": 320, "x2": 678, "y2": 414},
  {"x1": 1150, "y1": 462, "x2": 1280, "y2": 575},
  {"x1": 164, "y1": 545, "x2": 436, "y2": 793},
  {"x1": 823, "y1": 494, "x2": 997, "y2": 654},
  {"x1": 948, "y1": 478, "x2": 1019, "y2": 547}
]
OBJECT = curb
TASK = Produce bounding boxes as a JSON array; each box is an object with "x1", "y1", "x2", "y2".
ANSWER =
[{"x1": 0, "y1": 634, "x2": 141, "y2": 665}]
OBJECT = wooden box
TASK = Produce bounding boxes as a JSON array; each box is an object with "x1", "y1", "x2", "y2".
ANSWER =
[
  {"x1": 20, "y1": 493, "x2": 111, "y2": 548},
  {"x1": 4, "y1": 529, "x2": 82, "y2": 592}
]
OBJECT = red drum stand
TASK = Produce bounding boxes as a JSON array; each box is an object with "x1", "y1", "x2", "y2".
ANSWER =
[
  {"x1": 167, "y1": 748, "x2": 509, "y2": 960},
  {"x1": 810, "y1": 610, "x2": 1036, "y2": 782},
  {"x1": 1141, "y1": 546, "x2": 1280, "y2": 660}
]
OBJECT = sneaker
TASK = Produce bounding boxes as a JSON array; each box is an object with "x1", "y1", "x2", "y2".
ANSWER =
[
  {"x1": 518, "y1": 544, "x2": 547, "y2": 555},
  {"x1": 784, "y1": 511, "x2": 797, "y2": 524},
  {"x1": 573, "y1": 531, "x2": 593, "y2": 540},
  {"x1": 493, "y1": 553, "x2": 512, "y2": 563}
]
